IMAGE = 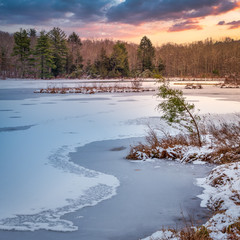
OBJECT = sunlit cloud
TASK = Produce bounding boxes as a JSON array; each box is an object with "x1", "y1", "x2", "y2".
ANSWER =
[
  {"x1": 0, "y1": 0, "x2": 240, "y2": 44},
  {"x1": 168, "y1": 20, "x2": 202, "y2": 32}
]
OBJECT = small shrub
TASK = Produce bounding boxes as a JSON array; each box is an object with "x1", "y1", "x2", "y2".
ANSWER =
[
  {"x1": 179, "y1": 226, "x2": 211, "y2": 240},
  {"x1": 210, "y1": 173, "x2": 230, "y2": 187},
  {"x1": 127, "y1": 116, "x2": 240, "y2": 164},
  {"x1": 131, "y1": 79, "x2": 142, "y2": 89},
  {"x1": 157, "y1": 83, "x2": 202, "y2": 147}
]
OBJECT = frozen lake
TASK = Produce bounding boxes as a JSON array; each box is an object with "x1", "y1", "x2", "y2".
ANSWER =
[{"x1": 0, "y1": 79, "x2": 239, "y2": 239}]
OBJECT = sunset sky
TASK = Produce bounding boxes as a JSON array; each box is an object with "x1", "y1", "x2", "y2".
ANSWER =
[{"x1": 0, "y1": 0, "x2": 240, "y2": 45}]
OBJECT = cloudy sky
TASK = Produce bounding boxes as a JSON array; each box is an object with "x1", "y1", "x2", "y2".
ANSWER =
[{"x1": 0, "y1": 0, "x2": 239, "y2": 45}]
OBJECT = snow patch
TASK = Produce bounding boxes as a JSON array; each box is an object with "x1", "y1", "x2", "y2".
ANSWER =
[
  {"x1": 141, "y1": 230, "x2": 179, "y2": 240},
  {"x1": 197, "y1": 162, "x2": 240, "y2": 239}
]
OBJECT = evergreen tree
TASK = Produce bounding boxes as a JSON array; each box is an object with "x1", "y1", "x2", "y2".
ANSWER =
[
  {"x1": 28, "y1": 29, "x2": 38, "y2": 77},
  {"x1": 0, "y1": 47, "x2": 7, "y2": 78},
  {"x1": 48, "y1": 27, "x2": 68, "y2": 77},
  {"x1": 137, "y1": 36, "x2": 155, "y2": 72},
  {"x1": 110, "y1": 42, "x2": 129, "y2": 77},
  {"x1": 94, "y1": 48, "x2": 111, "y2": 78},
  {"x1": 68, "y1": 32, "x2": 82, "y2": 51},
  {"x1": 67, "y1": 32, "x2": 83, "y2": 77},
  {"x1": 12, "y1": 28, "x2": 31, "y2": 77},
  {"x1": 35, "y1": 31, "x2": 55, "y2": 79},
  {"x1": 85, "y1": 60, "x2": 92, "y2": 75},
  {"x1": 28, "y1": 28, "x2": 37, "y2": 38}
]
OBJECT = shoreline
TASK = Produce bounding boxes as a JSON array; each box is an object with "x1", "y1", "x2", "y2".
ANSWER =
[
  {"x1": 0, "y1": 137, "x2": 212, "y2": 240},
  {"x1": 0, "y1": 77, "x2": 225, "y2": 81},
  {"x1": 67, "y1": 137, "x2": 212, "y2": 240}
]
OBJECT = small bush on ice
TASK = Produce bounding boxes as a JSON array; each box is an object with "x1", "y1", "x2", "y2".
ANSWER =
[{"x1": 127, "y1": 116, "x2": 240, "y2": 164}]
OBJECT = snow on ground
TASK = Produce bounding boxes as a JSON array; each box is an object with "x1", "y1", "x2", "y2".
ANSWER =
[
  {"x1": 142, "y1": 162, "x2": 240, "y2": 240},
  {"x1": 0, "y1": 78, "x2": 223, "y2": 91},
  {"x1": 132, "y1": 143, "x2": 215, "y2": 163},
  {"x1": 142, "y1": 230, "x2": 179, "y2": 240},
  {"x1": 0, "y1": 78, "x2": 156, "y2": 90},
  {"x1": 197, "y1": 162, "x2": 240, "y2": 239}
]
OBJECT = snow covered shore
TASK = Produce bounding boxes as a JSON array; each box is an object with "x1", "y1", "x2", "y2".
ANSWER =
[
  {"x1": 197, "y1": 162, "x2": 240, "y2": 239},
  {"x1": 141, "y1": 162, "x2": 240, "y2": 240},
  {"x1": 137, "y1": 115, "x2": 240, "y2": 239}
]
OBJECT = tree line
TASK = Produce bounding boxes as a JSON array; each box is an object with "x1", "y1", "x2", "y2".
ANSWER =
[
  {"x1": 0, "y1": 28, "x2": 161, "y2": 79},
  {"x1": 0, "y1": 27, "x2": 239, "y2": 79}
]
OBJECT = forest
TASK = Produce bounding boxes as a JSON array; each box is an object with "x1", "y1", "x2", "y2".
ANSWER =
[{"x1": 0, "y1": 27, "x2": 240, "y2": 79}]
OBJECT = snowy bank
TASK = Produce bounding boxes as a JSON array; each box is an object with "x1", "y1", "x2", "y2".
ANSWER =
[
  {"x1": 140, "y1": 162, "x2": 240, "y2": 240},
  {"x1": 197, "y1": 162, "x2": 240, "y2": 239},
  {"x1": 136, "y1": 116, "x2": 240, "y2": 239},
  {"x1": 128, "y1": 113, "x2": 240, "y2": 165}
]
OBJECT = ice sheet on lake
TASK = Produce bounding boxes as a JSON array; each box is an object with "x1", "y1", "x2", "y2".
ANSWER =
[
  {"x1": 0, "y1": 79, "x2": 239, "y2": 232},
  {"x1": 0, "y1": 184, "x2": 117, "y2": 232},
  {"x1": 0, "y1": 82, "x2": 158, "y2": 231},
  {"x1": 0, "y1": 142, "x2": 119, "y2": 231}
]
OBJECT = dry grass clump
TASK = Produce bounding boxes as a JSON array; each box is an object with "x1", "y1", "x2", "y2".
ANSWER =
[
  {"x1": 152, "y1": 218, "x2": 240, "y2": 240},
  {"x1": 127, "y1": 117, "x2": 240, "y2": 164},
  {"x1": 230, "y1": 191, "x2": 240, "y2": 206},
  {"x1": 205, "y1": 119, "x2": 240, "y2": 164},
  {"x1": 131, "y1": 79, "x2": 143, "y2": 89},
  {"x1": 126, "y1": 128, "x2": 200, "y2": 161},
  {"x1": 184, "y1": 83, "x2": 203, "y2": 89},
  {"x1": 224, "y1": 220, "x2": 240, "y2": 239},
  {"x1": 209, "y1": 173, "x2": 230, "y2": 188},
  {"x1": 209, "y1": 199, "x2": 225, "y2": 212},
  {"x1": 206, "y1": 120, "x2": 240, "y2": 146},
  {"x1": 146, "y1": 226, "x2": 211, "y2": 240},
  {"x1": 179, "y1": 226, "x2": 211, "y2": 240},
  {"x1": 221, "y1": 74, "x2": 240, "y2": 88},
  {"x1": 34, "y1": 85, "x2": 155, "y2": 94}
]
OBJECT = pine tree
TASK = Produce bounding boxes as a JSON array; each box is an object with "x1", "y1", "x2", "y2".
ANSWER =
[
  {"x1": 28, "y1": 28, "x2": 37, "y2": 38},
  {"x1": 67, "y1": 32, "x2": 83, "y2": 77},
  {"x1": 137, "y1": 36, "x2": 155, "y2": 72},
  {"x1": 28, "y1": 29, "x2": 38, "y2": 77},
  {"x1": 157, "y1": 83, "x2": 202, "y2": 147},
  {"x1": 0, "y1": 47, "x2": 7, "y2": 78},
  {"x1": 68, "y1": 32, "x2": 82, "y2": 52},
  {"x1": 35, "y1": 31, "x2": 55, "y2": 79},
  {"x1": 48, "y1": 27, "x2": 68, "y2": 77},
  {"x1": 12, "y1": 29, "x2": 31, "y2": 77},
  {"x1": 94, "y1": 48, "x2": 111, "y2": 78},
  {"x1": 110, "y1": 42, "x2": 129, "y2": 77}
]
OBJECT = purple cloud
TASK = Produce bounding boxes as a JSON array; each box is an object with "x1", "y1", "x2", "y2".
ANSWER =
[
  {"x1": 107, "y1": 0, "x2": 239, "y2": 24},
  {"x1": 0, "y1": 0, "x2": 239, "y2": 33},
  {"x1": 168, "y1": 20, "x2": 202, "y2": 32},
  {"x1": 218, "y1": 20, "x2": 240, "y2": 29},
  {"x1": 0, "y1": 0, "x2": 111, "y2": 25},
  {"x1": 218, "y1": 20, "x2": 226, "y2": 25}
]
